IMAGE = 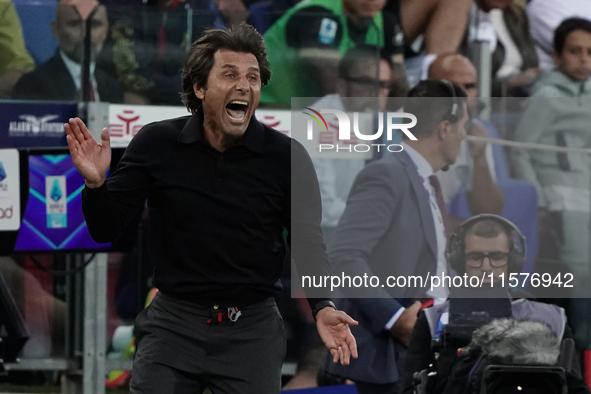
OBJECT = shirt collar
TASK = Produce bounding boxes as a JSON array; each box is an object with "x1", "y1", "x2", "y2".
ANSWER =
[
  {"x1": 178, "y1": 108, "x2": 265, "y2": 153},
  {"x1": 401, "y1": 141, "x2": 433, "y2": 178},
  {"x1": 59, "y1": 50, "x2": 96, "y2": 88}
]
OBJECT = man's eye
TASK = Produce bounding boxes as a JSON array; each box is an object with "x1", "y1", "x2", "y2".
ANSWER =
[{"x1": 226, "y1": 74, "x2": 234, "y2": 78}]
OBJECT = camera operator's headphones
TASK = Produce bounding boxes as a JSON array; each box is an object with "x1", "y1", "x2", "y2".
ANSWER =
[{"x1": 447, "y1": 214, "x2": 526, "y2": 275}]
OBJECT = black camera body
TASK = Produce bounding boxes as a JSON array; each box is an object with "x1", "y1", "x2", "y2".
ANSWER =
[
  {"x1": 414, "y1": 294, "x2": 569, "y2": 394},
  {"x1": 480, "y1": 365, "x2": 567, "y2": 394}
]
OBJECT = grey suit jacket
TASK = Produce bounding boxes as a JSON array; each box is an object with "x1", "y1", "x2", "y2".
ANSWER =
[{"x1": 326, "y1": 150, "x2": 438, "y2": 385}]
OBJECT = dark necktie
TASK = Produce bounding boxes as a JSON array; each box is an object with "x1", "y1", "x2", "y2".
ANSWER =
[
  {"x1": 87, "y1": 80, "x2": 96, "y2": 102},
  {"x1": 428, "y1": 174, "x2": 451, "y2": 237},
  {"x1": 80, "y1": 78, "x2": 96, "y2": 102}
]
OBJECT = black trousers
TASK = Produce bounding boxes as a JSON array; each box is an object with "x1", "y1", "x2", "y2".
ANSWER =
[{"x1": 130, "y1": 292, "x2": 286, "y2": 394}]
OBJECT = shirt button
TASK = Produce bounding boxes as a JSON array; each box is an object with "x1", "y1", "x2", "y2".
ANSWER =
[{"x1": 213, "y1": 305, "x2": 219, "y2": 310}]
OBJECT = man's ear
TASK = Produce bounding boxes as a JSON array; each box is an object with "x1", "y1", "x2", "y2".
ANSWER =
[
  {"x1": 193, "y1": 83, "x2": 206, "y2": 100},
  {"x1": 436, "y1": 120, "x2": 451, "y2": 141}
]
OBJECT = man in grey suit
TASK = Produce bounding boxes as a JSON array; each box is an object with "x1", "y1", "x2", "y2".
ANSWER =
[{"x1": 324, "y1": 79, "x2": 469, "y2": 394}]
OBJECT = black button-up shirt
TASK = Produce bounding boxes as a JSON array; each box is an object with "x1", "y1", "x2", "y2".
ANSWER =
[{"x1": 82, "y1": 111, "x2": 330, "y2": 307}]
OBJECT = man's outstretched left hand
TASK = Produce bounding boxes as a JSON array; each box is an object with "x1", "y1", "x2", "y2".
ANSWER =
[{"x1": 316, "y1": 308, "x2": 359, "y2": 366}]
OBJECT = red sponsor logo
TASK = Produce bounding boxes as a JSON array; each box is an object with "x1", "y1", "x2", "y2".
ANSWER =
[
  {"x1": 109, "y1": 110, "x2": 143, "y2": 138},
  {"x1": 259, "y1": 115, "x2": 289, "y2": 135}
]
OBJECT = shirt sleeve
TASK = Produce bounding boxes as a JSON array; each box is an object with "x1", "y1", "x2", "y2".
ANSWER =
[
  {"x1": 286, "y1": 139, "x2": 332, "y2": 308},
  {"x1": 285, "y1": 6, "x2": 343, "y2": 50},
  {"x1": 82, "y1": 125, "x2": 153, "y2": 243},
  {"x1": 385, "y1": 306, "x2": 406, "y2": 330}
]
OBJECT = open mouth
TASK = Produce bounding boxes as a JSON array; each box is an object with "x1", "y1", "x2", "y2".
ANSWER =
[{"x1": 225, "y1": 100, "x2": 249, "y2": 122}]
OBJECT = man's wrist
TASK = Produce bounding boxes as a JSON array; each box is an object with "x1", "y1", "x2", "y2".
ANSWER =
[
  {"x1": 313, "y1": 300, "x2": 336, "y2": 320},
  {"x1": 85, "y1": 178, "x2": 106, "y2": 189}
]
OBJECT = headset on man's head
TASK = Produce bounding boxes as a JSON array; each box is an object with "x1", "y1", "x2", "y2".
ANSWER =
[
  {"x1": 446, "y1": 214, "x2": 526, "y2": 275},
  {"x1": 441, "y1": 78, "x2": 458, "y2": 119}
]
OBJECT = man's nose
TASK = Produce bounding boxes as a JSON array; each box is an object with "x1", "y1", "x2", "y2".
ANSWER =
[
  {"x1": 481, "y1": 256, "x2": 493, "y2": 269},
  {"x1": 235, "y1": 76, "x2": 250, "y2": 92}
]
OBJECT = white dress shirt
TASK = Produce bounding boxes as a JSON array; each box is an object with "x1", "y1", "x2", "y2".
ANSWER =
[{"x1": 60, "y1": 51, "x2": 100, "y2": 102}]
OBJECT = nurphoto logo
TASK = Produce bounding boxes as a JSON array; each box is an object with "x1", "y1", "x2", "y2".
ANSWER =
[{"x1": 302, "y1": 107, "x2": 418, "y2": 153}]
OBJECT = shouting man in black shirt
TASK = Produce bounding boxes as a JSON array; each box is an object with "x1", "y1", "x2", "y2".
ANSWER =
[{"x1": 64, "y1": 23, "x2": 358, "y2": 394}]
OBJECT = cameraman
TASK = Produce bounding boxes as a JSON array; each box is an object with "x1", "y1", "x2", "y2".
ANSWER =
[{"x1": 400, "y1": 214, "x2": 587, "y2": 394}]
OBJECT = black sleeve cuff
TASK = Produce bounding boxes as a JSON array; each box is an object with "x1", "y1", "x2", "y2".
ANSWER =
[{"x1": 312, "y1": 300, "x2": 336, "y2": 320}]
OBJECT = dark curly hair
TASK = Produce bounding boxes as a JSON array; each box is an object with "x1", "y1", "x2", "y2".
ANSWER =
[
  {"x1": 180, "y1": 23, "x2": 272, "y2": 114},
  {"x1": 553, "y1": 17, "x2": 591, "y2": 55}
]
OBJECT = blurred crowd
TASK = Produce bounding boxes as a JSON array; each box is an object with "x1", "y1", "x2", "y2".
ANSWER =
[{"x1": 3, "y1": 0, "x2": 591, "y2": 391}]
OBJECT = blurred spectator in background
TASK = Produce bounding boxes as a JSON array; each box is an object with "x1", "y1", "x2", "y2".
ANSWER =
[
  {"x1": 261, "y1": 0, "x2": 405, "y2": 107},
  {"x1": 97, "y1": 0, "x2": 254, "y2": 105},
  {"x1": 311, "y1": 45, "x2": 392, "y2": 231},
  {"x1": 490, "y1": 1, "x2": 541, "y2": 97},
  {"x1": 282, "y1": 333, "x2": 328, "y2": 390},
  {"x1": 429, "y1": 54, "x2": 505, "y2": 225},
  {"x1": 261, "y1": 0, "x2": 476, "y2": 107},
  {"x1": 0, "y1": 0, "x2": 34, "y2": 99},
  {"x1": 210, "y1": 0, "x2": 250, "y2": 28},
  {"x1": 527, "y1": 0, "x2": 591, "y2": 70},
  {"x1": 384, "y1": 0, "x2": 473, "y2": 56},
  {"x1": 462, "y1": 0, "x2": 511, "y2": 61},
  {"x1": 512, "y1": 17, "x2": 591, "y2": 350},
  {"x1": 12, "y1": 0, "x2": 122, "y2": 102},
  {"x1": 0, "y1": 256, "x2": 66, "y2": 360},
  {"x1": 460, "y1": 0, "x2": 541, "y2": 97}
]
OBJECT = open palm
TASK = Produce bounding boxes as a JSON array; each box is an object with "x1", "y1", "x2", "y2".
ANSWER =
[
  {"x1": 64, "y1": 117, "x2": 111, "y2": 188},
  {"x1": 316, "y1": 308, "x2": 358, "y2": 366}
]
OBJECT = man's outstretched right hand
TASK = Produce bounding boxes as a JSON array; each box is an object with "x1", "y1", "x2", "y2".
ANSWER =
[{"x1": 64, "y1": 117, "x2": 111, "y2": 189}]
